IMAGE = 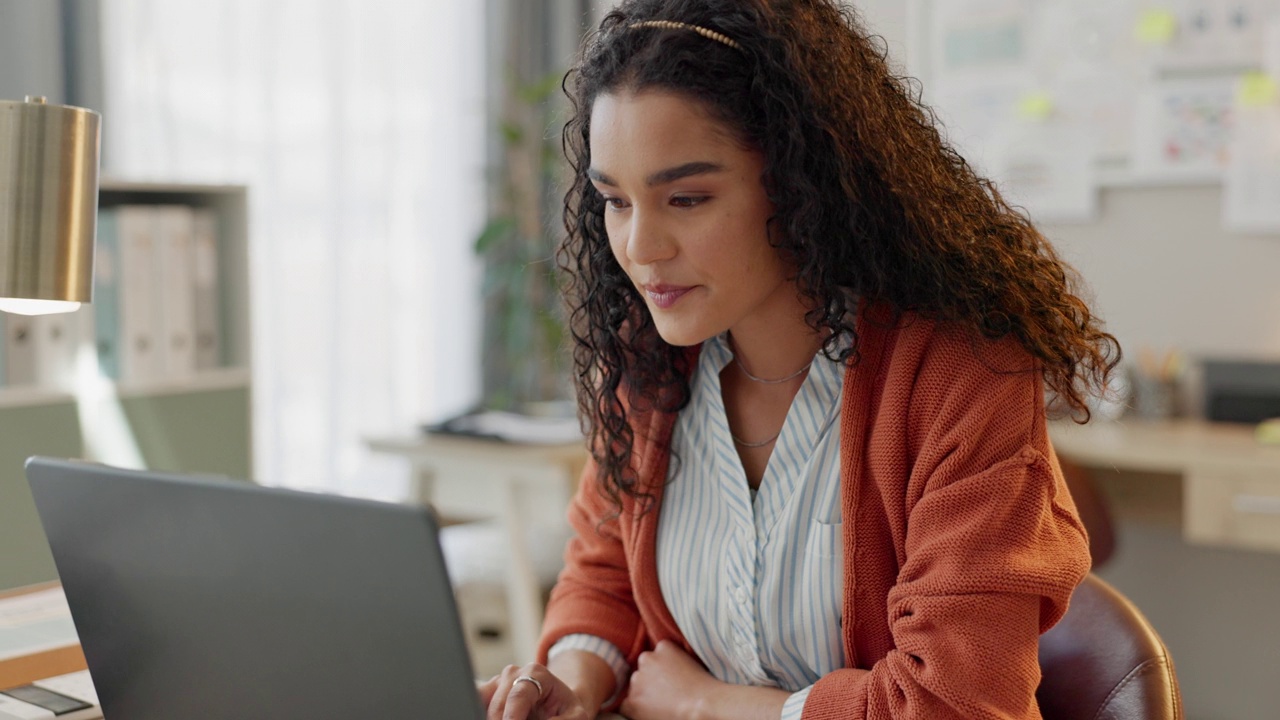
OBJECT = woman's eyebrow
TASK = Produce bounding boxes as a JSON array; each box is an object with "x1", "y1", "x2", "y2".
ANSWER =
[
  {"x1": 645, "y1": 161, "x2": 725, "y2": 186},
  {"x1": 587, "y1": 167, "x2": 618, "y2": 186},
  {"x1": 588, "y1": 161, "x2": 726, "y2": 188}
]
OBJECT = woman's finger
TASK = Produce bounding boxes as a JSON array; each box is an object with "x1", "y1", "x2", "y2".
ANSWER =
[
  {"x1": 501, "y1": 675, "x2": 543, "y2": 720},
  {"x1": 503, "y1": 663, "x2": 554, "y2": 720},
  {"x1": 487, "y1": 665, "x2": 522, "y2": 720},
  {"x1": 476, "y1": 675, "x2": 501, "y2": 708}
]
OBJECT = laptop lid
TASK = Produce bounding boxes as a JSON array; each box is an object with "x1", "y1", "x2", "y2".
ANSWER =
[{"x1": 24, "y1": 457, "x2": 484, "y2": 720}]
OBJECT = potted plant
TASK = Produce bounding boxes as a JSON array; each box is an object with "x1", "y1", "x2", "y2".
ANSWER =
[{"x1": 475, "y1": 70, "x2": 570, "y2": 412}]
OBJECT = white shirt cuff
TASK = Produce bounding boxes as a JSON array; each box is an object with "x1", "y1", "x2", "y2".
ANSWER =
[
  {"x1": 781, "y1": 684, "x2": 813, "y2": 720},
  {"x1": 547, "y1": 633, "x2": 630, "y2": 706}
]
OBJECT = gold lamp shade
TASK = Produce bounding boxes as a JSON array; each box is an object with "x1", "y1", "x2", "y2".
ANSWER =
[{"x1": 0, "y1": 96, "x2": 101, "y2": 315}]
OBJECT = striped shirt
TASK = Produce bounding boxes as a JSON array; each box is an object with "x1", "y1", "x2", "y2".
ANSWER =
[{"x1": 551, "y1": 332, "x2": 846, "y2": 719}]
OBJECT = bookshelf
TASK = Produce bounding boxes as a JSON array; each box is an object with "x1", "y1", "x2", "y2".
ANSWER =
[{"x1": 0, "y1": 180, "x2": 253, "y2": 590}]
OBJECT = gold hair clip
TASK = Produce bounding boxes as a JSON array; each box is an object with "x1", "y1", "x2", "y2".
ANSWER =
[{"x1": 629, "y1": 20, "x2": 743, "y2": 51}]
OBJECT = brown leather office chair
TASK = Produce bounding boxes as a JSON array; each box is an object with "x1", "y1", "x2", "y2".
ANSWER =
[
  {"x1": 1059, "y1": 456, "x2": 1117, "y2": 568},
  {"x1": 1038, "y1": 574, "x2": 1183, "y2": 720}
]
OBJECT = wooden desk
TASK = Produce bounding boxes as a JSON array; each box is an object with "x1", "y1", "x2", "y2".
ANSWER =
[
  {"x1": 366, "y1": 434, "x2": 588, "y2": 664},
  {"x1": 1049, "y1": 419, "x2": 1280, "y2": 554},
  {"x1": 0, "y1": 583, "x2": 87, "y2": 690}
]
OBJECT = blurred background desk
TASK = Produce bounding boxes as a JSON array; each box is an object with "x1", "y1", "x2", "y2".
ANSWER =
[
  {"x1": 0, "y1": 583, "x2": 86, "y2": 690},
  {"x1": 1050, "y1": 419, "x2": 1280, "y2": 555},
  {"x1": 366, "y1": 434, "x2": 587, "y2": 666},
  {"x1": 1050, "y1": 417, "x2": 1280, "y2": 719}
]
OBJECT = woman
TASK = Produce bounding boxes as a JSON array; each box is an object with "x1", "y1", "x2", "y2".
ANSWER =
[{"x1": 479, "y1": 1, "x2": 1119, "y2": 718}]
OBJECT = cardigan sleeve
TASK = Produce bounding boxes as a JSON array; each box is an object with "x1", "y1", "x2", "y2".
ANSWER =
[
  {"x1": 803, "y1": 330, "x2": 1091, "y2": 719},
  {"x1": 536, "y1": 457, "x2": 645, "y2": 668}
]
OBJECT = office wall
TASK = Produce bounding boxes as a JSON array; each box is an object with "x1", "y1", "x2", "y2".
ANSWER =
[{"x1": 1044, "y1": 185, "x2": 1280, "y2": 359}]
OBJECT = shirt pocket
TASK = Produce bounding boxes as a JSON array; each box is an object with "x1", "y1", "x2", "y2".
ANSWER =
[
  {"x1": 790, "y1": 520, "x2": 845, "y2": 677},
  {"x1": 805, "y1": 519, "x2": 844, "y2": 560}
]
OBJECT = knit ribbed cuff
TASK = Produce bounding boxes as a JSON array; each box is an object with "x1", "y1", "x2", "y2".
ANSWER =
[{"x1": 547, "y1": 633, "x2": 630, "y2": 707}]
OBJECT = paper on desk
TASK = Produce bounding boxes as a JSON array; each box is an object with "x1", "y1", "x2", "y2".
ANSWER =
[
  {"x1": 426, "y1": 410, "x2": 583, "y2": 445},
  {"x1": 0, "y1": 589, "x2": 80, "y2": 662}
]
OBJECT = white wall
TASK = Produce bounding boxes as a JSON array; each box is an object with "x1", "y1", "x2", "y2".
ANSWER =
[{"x1": 1045, "y1": 185, "x2": 1280, "y2": 361}]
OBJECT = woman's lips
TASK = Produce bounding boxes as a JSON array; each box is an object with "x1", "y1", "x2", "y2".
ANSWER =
[{"x1": 644, "y1": 285, "x2": 693, "y2": 310}]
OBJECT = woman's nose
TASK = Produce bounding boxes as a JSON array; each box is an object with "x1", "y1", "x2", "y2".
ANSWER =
[{"x1": 625, "y1": 209, "x2": 676, "y2": 265}]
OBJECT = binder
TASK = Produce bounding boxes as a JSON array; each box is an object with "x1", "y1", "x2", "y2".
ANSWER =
[
  {"x1": 93, "y1": 208, "x2": 121, "y2": 380},
  {"x1": 116, "y1": 206, "x2": 164, "y2": 383},
  {"x1": 191, "y1": 208, "x2": 222, "y2": 371},
  {"x1": 4, "y1": 313, "x2": 37, "y2": 387},
  {"x1": 32, "y1": 312, "x2": 78, "y2": 390},
  {"x1": 154, "y1": 206, "x2": 197, "y2": 380}
]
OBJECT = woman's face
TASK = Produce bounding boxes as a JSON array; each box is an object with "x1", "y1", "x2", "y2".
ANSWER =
[{"x1": 588, "y1": 89, "x2": 798, "y2": 347}]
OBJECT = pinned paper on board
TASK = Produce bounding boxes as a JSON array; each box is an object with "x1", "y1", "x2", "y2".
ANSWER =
[
  {"x1": 1224, "y1": 102, "x2": 1280, "y2": 233},
  {"x1": 986, "y1": 119, "x2": 1099, "y2": 223},
  {"x1": 930, "y1": 0, "x2": 1150, "y2": 168},
  {"x1": 932, "y1": 0, "x2": 1028, "y2": 79},
  {"x1": 1052, "y1": 76, "x2": 1140, "y2": 161},
  {"x1": 1025, "y1": 1, "x2": 1147, "y2": 162},
  {"x1": 919, "y1": 0, "x2": 1280, "y2": 226},
  {"x1": 927, "y1": 0, "x2": 1037, "y2": 175},
  {"x1": 1266, "y1": 16, "x2": 1280, "y2": 78},
  {"x1": 1150, "y1": 0, "x2": 1279, "y2": 71},
  {"x1": 930, "y1": 81, "x2": 1026, "y2": 178},
  {"x1": 1131, "y1": 77, "x2": 1237, "y2": 181}
]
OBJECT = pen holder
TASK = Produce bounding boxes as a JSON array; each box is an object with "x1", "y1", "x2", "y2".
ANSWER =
[{"x1": 1130, "y1": 370, "x2": 1178, "y2": 420}]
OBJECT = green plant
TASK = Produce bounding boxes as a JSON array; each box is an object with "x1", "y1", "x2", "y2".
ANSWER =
[{"x1": 476, "y1": 69, "x2": 569, "y2": 410}]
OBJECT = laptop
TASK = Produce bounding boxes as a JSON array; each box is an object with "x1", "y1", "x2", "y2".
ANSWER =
[{"x1": 24, "y1": 457, "x2": 485, "y2": 720}]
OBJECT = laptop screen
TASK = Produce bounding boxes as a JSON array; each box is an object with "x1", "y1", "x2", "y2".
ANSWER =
[{"x1": 25, "y1": 457, "x2": 484, "y2": 720}]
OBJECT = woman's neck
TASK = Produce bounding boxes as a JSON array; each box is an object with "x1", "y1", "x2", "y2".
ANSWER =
[{"x1": 726, "y1": 314, "x2": 825, "y2": 383}]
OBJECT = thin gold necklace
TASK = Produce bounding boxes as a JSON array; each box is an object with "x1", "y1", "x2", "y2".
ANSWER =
[
  {"x1": 730, "y1": 338, "x2": 815, "y2": 385},
  {"x1": 731, "y1": 429, "x2": 781, "y2": 448},
  {"x1": 734, "y1": 357, "x2": 812, "y2": 384},
  {"x1": 727, "y1": 338, "x2": 810, "y2": 446}
]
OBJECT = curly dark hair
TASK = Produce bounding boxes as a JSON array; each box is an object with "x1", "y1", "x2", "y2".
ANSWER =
[{"x1": 558, "y1": 0, "x2": 1121, "y2": 511}]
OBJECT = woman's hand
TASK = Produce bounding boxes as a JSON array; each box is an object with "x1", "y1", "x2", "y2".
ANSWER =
[
  {"x1": 619, "y1": 641, "x2": 720, "y2": 720},
  {"x1": 477, "y1": 662, "x2": 593, "y2": 720}
]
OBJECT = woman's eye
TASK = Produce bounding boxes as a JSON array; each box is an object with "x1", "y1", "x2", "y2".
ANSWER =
[
  {"x1": 603, "y1": 197, "x2": 630, "y2": 211},
  {"x1": 671, "y1": 196, "x2": 707, "y2": 208}
]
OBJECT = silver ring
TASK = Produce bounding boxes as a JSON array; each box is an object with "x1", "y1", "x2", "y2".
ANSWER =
[{"x1": 513, "y1": 674, "x2": 543, "y2": 697}]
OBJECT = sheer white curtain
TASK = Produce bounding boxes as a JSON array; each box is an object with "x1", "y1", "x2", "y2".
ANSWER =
[{"x1": 101, "y1": 0, "x2": 486, "y2": 499}]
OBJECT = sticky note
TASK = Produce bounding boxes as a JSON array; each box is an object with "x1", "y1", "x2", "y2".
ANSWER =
[
  {"x1": 1135, "y1": 9, "x2": 1178, "y2": 44},
  {"x1": 1016, "y1": 92, "x2": 1054, "y2": 121},
  {"x1": 1239, "y1": 72, "x2": 1278, "y2": 108}
]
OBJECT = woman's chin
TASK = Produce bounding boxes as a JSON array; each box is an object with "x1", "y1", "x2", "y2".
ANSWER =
[{"x1": 651, "y1": 319, "x2": 716, "y2": 348}]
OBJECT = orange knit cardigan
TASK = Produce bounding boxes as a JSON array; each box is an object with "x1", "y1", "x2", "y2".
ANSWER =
[{"x1": 538, "y1": 306, "x2": 1091, "y2": 719}]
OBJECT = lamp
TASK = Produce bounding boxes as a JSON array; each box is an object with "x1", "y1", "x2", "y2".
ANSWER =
[{"x1": 0, "y1": 96, "x2": 101, "y2": 316}]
